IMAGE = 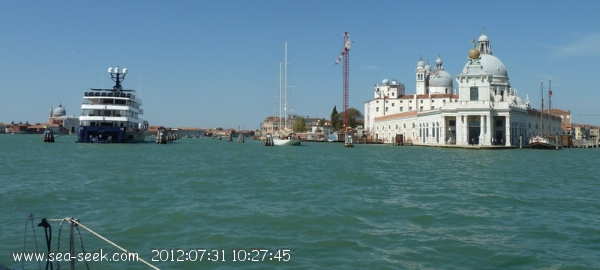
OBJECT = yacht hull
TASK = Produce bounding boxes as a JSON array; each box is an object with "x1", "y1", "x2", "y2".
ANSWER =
[
  {"x1": 77, "y1": 126, "x2": 146, "y2": 143},
  {"x1": 273, "y1": 138, "x2": 301, "y2": 146},
  {"x1": 529, "y1": 136, "x2": 562, "y2": 149}
]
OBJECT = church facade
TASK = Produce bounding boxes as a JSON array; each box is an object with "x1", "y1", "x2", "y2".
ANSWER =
[
  {"x1": 48, "y1": 102, "x2": 79, "y2": 134},
  {"x1": 364, "y1": 31, "x2": 562, "y2": 146}
]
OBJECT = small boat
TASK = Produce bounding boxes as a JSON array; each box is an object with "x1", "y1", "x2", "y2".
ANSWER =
[
  {"x1": 529, "y1": 135, "x2": 561, "y2": 149},
  {"x1": 529, "y1": 80, "x2": 562, "y2": 149},
  {"x1": 273, "y1": 134, "x2": 301, "y2": 146},
  {"x1": 41, "y1": 128, "x2": 62, "y2": 138}
]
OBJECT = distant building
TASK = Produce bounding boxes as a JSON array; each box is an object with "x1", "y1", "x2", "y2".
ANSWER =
[
  {"x1": 546, "y1": 108, "x2": 572, "y2": 136},
  {"x1": 175, "y1": 127, "x2": 205, "y2": 138},
  {"x1": 364, "y1": 30, "x2": 562, "y2": 146},
  {"x1": 260, "y1": 115, "x2": 323, "y2": 135},
  {"x1": 48, "y1": 103, "x2": 79, "y2": 134},
  {"x1": 573, "y1": 124, "x2": 591, "y2": 140},
  {"x1": 6, "y1": 123, "x2": 30, "y2": 134}
]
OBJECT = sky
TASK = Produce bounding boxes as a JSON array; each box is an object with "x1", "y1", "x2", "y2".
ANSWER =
[{"x1": 1, "y1": 0, "x2": 600, "y2": 129}]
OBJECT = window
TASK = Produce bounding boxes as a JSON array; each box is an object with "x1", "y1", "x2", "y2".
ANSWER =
[
  {"x1": 410, "y1": 100, "x2": 413, "y2": 103},
  {"x1": 409, "y1": 107, "x2": 413, "y2": 111},
  {"x1": 470, "y1": 87, "x2": 478, "y2": 101},
  {"x1": 496, "y1": 120, "x2": 503, "y2": 127},
  {"x1": 420, "y1": 100, "x2": 423, "y2": 103},
  {"x1": 449, "y1": 120, "x2": 456, "y2": 126},
  {"x1": 376, "y1": 107, "x2": 379, "y2": 112},
  {"x1": 400, "y1": 100, "x2": 403, "y2": 103},
  {"x1": 432, "y1": 100, "x2": 435, "y2": 103},
  {"x1": 392, "y1": 103, "x2": 395, "y2": 107},
  {"x1": 392, "y1": 92, "x2": 395, "y2": 96},
  {"x1": 400, "y1": 107, "x2": 403, "y2": 112},
  {"x1": 386, "y1": 100, "x2": 388, "y2": 103},
  {"x1": 420, "y1": 106, "x2": 423, "y2": 112},
  {"x1": 431, "y1": 106, "x2": 435, "y2": 110},
  {"x1": 385, "y1": 107, "x2": 388, "y2": 112},
  {"x1": 376, "y1": 100, "x2": 379, "y2": 103}
]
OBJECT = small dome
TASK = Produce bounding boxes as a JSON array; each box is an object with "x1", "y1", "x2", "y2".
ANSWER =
[
  {"x1": 382, "y1": 79, "x2": 389, "y2": 86},
  {"x1": 424, "y1": 63, "x2": 431, "y2": 71},
  {"x1": 53, "y1": 103, "x2": 66, "y2": 117},
  {"x1": 429, "y1": 69, "x2": 453, "y2": 88},
  {"x1": 478, "y1": 34, "x2": 489, "y2": 42},
  {"x1": 469, "y1": 48, "x2": 480, "y2": 59},
  {"x1": 417, "y1": 58, "x2": 424, "y2": 69}
]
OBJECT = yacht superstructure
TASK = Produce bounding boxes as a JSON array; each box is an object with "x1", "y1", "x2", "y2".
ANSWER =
[{"x1": 77, "y1": 67, "x2": 148, "y2": 143}]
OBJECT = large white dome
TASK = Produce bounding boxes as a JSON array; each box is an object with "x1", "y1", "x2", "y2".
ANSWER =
[
  {"x1": 463, "y1": 54, "x2": 507, "y2": 77},
  {"x1": 53, "y1": 103, "x2": 66, "y2": 117},
  {"x1": 480, "y1": 54, "x2": 507, "y2": 77}
]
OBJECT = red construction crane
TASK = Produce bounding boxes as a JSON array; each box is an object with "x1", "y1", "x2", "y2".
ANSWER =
[{"x1": 335, "y1": 32, "x2": 351, "y2": 129}]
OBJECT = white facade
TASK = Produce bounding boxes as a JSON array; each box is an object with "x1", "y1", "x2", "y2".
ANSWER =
[{"x1": 364, "y1": 30, "x2": 562, "y2": 146}]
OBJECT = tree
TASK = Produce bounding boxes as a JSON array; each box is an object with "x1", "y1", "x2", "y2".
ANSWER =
[
  {"x1": 292, "y1": 116, "x2": 307, "y2": 132},
  {"x1": 344, "y1": 108, "x2": 364, "y2": 128},
  {"x1": 331, "y1": 106, "x2": 340, "y2": 130}
]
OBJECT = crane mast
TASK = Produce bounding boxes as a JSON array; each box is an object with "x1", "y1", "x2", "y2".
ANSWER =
[{"x1": 335, "y1": 32, "x2": 351, "y2": 129}]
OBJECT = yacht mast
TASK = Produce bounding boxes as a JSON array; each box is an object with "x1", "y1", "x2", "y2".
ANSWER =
[
  {"x1": 278, "y1": 62, "x2": 282, "y2": 132},
  {"x1": 284, "y1": 42, "x2": 288, "y2": 130},
  {"x1": 540, "y1": 81, "x2": 544, "y2": 136},
  {"x1": 548, "y1": 79, "x2": 552, "y2": 136}
]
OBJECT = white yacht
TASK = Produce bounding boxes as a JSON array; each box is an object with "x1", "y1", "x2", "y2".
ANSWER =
[
  {"x1": 273, "y1": 43, "x2": 300, "y2": 146},
  {"x1": 77, "y1": 67, "x2": 148, "y2": 143}
]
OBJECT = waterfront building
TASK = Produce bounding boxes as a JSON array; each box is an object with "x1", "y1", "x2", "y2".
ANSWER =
[
  {"x1": 48, "y1": 102, "x2": 79, "y2": 134},
  {"x1": 546, "y1": 108, "x2": 573, "y2": 136},
  {"x1": 364, "y1": 30, "x2": 562, "y2": 146},
  {"x1": 573, "y1": 124, "x2": 591, "y2": 141},
  {"x1": 260, "y1": 115, "x2": 323, "y2": 135}
]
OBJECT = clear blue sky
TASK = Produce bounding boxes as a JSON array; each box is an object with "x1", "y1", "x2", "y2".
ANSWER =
[{"x1": 2, "y1": 0, "x2": 599, "y2": 129}]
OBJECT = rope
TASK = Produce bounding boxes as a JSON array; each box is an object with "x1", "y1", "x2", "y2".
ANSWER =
[
  {"x1": 55, "y1": 219, "x2": 67, "y2": 270},
  {"x1": 70, "y1": 219, "x2": 160, "y2": 270},
  {"x1": 74, "y1": 220, "x2": 90, "y2": 270},
  {"x1": 22, "y1": 213, "x2": 42, "y2": 270},
  {"x1": 48, "y1": 218, "x2": 160, "y2": 270}
]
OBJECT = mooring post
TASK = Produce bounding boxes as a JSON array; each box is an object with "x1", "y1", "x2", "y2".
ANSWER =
[{"x1": 519, "y1": 135, "x2": 522, "y2": 149}]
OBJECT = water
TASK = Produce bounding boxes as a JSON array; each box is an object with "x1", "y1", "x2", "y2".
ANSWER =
[{"x1": 1, "y1": 135, "x2": 599, "y2": 269}]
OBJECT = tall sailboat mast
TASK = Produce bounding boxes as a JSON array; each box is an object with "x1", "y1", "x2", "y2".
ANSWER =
[
  {"x1": 278, "y1": 62, "x2": 283, "y2": 132},
  {"x1": 284, "y1": 42, "x2": 288, "y2": 130},
  {"x1": 540, "y1": 81, "x2": 544, "y2": 136},
  {"x1": 548, "y1": 79, "x2": 552, "y2": 136}
]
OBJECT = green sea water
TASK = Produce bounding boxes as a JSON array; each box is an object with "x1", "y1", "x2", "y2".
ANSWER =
[{"x1": 1, "y1": 134, "x2": 599, "y2": 269}]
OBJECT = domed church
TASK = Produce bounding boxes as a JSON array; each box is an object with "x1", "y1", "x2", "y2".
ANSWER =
[
  {"x1": 47, "y1": 102, "x2": 80, "y2": 134},
  {"x1": 364, "y1": 30, "x2": 562, "y2": 146}
]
